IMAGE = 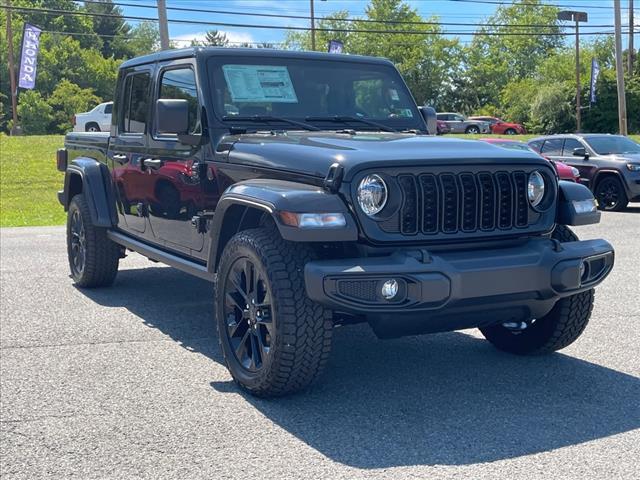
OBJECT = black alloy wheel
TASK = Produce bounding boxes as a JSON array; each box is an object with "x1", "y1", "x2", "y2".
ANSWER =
[
  {"x1": 69, "y1": 208, "x2": 86, "y2": 277},
  {"x1": 594, "y1": 177, "x2": 628, "y2": 211},
  {"x1": 223, "y1": 257, "x2": 274, "y2": 372}
]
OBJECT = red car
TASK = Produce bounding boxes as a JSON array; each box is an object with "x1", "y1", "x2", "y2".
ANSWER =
[
  {"x1": 470, "y1": 116, "x2": 526, "y2": 135},
  {"x1": 478, "y1": 138, "x2": 579, "y2": 182}
]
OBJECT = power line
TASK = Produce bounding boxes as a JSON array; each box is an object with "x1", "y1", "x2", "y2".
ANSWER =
[
  {"x1": 76, "y1": 0, "x2": 617, "y2": 29},
  {"x1": 447, "y1": 0, "x2": 616, "y2": 9},
  {"x1": 0, "y1": 4, "x2": 627, "y2": 37}
]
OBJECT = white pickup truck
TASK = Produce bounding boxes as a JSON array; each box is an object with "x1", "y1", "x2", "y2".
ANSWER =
[{"x1": 73, "y1": 102, "x2": 112, "y2": 132}]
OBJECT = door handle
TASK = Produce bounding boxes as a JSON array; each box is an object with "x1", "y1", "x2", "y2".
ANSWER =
[
  {"x1": 112, "y1": 154, "x2": 127, "y2": 164},
  {"x1": 142, "y1": 158, "x2": 163, "y2": 170}
]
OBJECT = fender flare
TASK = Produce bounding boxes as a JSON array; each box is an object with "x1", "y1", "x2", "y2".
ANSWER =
[
  {"x1": 61, "y1": 157, "x2": 118, "y2": 227},
  {"x1": 557, "y1": 180, "x2": 601, "y2": 226},
  {"x1": 207, "y1": 179, "x2": 358, "y2": 271}
]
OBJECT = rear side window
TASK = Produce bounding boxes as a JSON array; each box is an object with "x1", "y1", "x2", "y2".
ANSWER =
[
  {"x1": 104, "y1": 103, "x2": 112, "y2": 114},
  {"x1": 540, "y1": 138, "x2": 563, "y2": 156},
  {"x1": 120, "y1": 72, "x2": 150, "y2": 134},
  {"x1": 158, "y1": 67, "x2": 200, "y2": 135},
  {"x1": 562, "y1": 138, "x2": 582, "y2": 155}
]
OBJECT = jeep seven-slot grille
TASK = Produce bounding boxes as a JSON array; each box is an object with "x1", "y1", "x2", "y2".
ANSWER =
[{"x1": 388, "y1": 171, "x2": 529, "y2": 236}]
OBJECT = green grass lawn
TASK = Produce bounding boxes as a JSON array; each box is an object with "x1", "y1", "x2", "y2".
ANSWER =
[
  {"x1": 0, "y1": 134, "x2": 66, "y2": 227},
  {"x1": 1, "y1": 133, "x2": 639, "y2": 227}
]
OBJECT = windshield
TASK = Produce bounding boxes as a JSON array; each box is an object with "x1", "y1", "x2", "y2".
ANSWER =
[
  {"x1": 208, "y1": 57, "x2": 423, "y2": 131},
  {"x1": 585, "y1": 136, "x2": 640, "y2": 155}
]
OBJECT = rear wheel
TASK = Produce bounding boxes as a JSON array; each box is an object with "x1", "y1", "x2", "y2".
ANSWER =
[
  {"x1": 594, "y1": 176, "x2": 628, "y2": 211},
  {"x1": 479, "y1": 225, "x2": 594, "y2": 355},
  {"x1": 67, "y1": 194, "x2": 119, "y2": 287},
  {"x1": 85, "y1": 122, "x2": 100, "y2": 132},
  {"x1": 215, "y1": 228, "x2": 333, "y2": 397}
]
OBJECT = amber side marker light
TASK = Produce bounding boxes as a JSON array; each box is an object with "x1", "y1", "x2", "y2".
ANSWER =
[{"x1": 279, "y1": 212, "x2": 347, "y2": 229}]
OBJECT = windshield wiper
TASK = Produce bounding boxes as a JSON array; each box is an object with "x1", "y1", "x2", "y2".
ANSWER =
[
  {"x1": 305, "y1": 115, "x2": 398, "y2": 133},
  {"x1": 221, "y1": 115, "x2": 320, "y2": 131}
]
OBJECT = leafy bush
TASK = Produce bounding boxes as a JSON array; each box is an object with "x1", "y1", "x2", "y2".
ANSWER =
[
  {"x1": 48, "y1": 80, "x2": 100, "y2": 133},
  {"x1": 16, "y1": 90, "x2": 53, "y2": 135},
  {"x1": 529, "y1": 83, "x2": 575, "y2": 134}
]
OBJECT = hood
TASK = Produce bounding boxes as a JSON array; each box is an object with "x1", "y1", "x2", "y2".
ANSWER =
[{"x1": 224, "y1": 131, "x2": 546, "y2": 181}]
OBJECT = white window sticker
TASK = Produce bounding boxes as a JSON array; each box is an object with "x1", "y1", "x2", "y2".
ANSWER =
[{"x1": 222, "y1": 65, "x2": 298, "y2": 103}]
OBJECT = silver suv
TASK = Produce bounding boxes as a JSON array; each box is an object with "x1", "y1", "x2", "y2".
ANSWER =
[
  {"x1": 528, "y1": 134, "x2": 640, "y2": 211},
  {"x1": 436, "y1": 112, "x2": 490, "y2": 134}
]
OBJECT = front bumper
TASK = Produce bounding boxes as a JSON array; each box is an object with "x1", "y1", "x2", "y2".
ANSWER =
[{"x1": 305, "y1": 238, "x2": 614, "y2": 336}]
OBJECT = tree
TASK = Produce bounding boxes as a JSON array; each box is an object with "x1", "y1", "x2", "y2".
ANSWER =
[
  {"x1": 127, "y1": 21, "x2": 160, "y2": 57},
  {"x1": 193, "y1": 30, "x2": 229, "y2": 47},
  {"x1": 85, "y1": 0, "x2": 132, "y2": 59},
  {"x1": 529, "y1": 83, "x2": 575, "y2": 134}
]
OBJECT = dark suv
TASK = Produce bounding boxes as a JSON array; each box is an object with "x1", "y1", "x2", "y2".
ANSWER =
[
  {"x1": 529, "y1": 134, "x2": 640, "y2": 211},
  {"x1": 57, "y1": 48, "x2": 614, "y2": 397}
]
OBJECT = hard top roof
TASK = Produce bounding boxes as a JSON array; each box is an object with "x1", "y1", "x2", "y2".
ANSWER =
[{"x1": 120, "y1": 47, "x2": 395, "y2": 69}]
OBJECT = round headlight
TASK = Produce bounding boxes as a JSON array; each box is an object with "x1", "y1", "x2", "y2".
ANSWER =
[
  {"x1": 528, "y1": 171, "x2": 545, "y2": 207},
  {"x1": 357, "y1": 174, "x2": 388, "y2": 216}
]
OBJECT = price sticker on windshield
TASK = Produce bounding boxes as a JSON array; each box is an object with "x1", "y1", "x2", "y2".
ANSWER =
[{"x1": 222, "y1": 65, "x2": 298, "y2": 103}]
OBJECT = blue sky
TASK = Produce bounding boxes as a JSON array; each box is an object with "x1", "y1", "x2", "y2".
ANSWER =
[{"x1": 119, "y1": 0, "x2": 639, "y2": 49}]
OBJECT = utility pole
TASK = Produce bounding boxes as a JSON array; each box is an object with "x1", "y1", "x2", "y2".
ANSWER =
[
  {"x1": 629, "y1": 0, "x2": 635, "y2": 75},
  {"x1": 558, "y1": 10, "x2": 587, "y2": 133},
  {"x1": 5, "y1": 0, "x2": 19, "y2": 135},
  {"x1": 614, "y1": 0, "x2": 628, "y2": 135},
  {"x1": 157, "y1": 0, "x2": 170, "y2": 50},
  {"x1": 310, "y1": 0, "x2": 316, "y2": 51}
]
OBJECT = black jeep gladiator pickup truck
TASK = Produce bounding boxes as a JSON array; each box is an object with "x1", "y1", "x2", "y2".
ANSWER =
[{"x1": 57, "y1": 48, "x2": 614, "y2": 397}]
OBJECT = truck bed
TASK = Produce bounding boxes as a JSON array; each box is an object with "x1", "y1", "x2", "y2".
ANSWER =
[{"x1": 65, "y1": 131, "x2": 110, "y2": 163}]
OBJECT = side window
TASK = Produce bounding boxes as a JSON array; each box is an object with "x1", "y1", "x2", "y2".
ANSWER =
[
  {"x1": 528, "y1": 140, "x2": 543, "y2": 152},
  {"x1": 158, "y1": 67, "x2": 199, "y2": 135},
  {"x1": 540, "y1": 138, "x2": 563, "y2": 156},
  {"x1": 104, "y1": 103, "x2": 112, "y2": 114},
  {"x1": 562, "y1": 138, "x2": 583, "y2": 156},
  {"x1": 120, "y1": 72, "x2": 150, "y2": 134},
  {"x1": 454, "y1": 115, "x2": 464, "y2": 122}
]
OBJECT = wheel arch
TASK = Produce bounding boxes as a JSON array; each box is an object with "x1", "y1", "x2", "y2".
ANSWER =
[
  {"x1": 61, "y1": 157, "x2": 117, "y2": 227},
  {"x1": 206, "y1": 179, "x2": 358, "y2": 273},
  {"x1": 592, "y1": 169, "x2": 631, "y2": 196}
]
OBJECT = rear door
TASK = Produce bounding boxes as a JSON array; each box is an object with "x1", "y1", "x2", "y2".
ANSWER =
[
  {"x1": 145, "y1": 61, "x2": 210, "y2": 255},
  {"x1": 101, "y1": 103, "x2": 113, "y2": 132},
  {"x1": 109, "y1": 66, "x2": 153, "y2": 236},
  {"x1": 539, "y1": 137, "x2": 564, "y2": 162}
]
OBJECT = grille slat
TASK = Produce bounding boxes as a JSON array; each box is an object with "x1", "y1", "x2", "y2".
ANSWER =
[{"x1": 393, "y1": 171, "x2": 528, "y2": 235}]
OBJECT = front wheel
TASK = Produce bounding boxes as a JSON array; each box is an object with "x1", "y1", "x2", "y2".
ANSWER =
[
  {"x1": 480, "y1": 225, "x2": 594, "y2": 354},
  {"x1": 215, "y1": 228, "x2": 333, "y2": 397},
  {"x1": 505, "y1": 128, "x2": 517, "y2": 135},
  {"x1": 465, "y1": 125, "x2": 480, "y2": 134},
  {"x1": 594, "y1": 176, "x2": 628, "y2": 211}
]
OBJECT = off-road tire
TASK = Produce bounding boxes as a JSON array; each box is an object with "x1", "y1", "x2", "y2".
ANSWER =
[
  {"x1": 594, "y1": 176, "x2": 628, "y2": 211},
  {"x1": 67, "y1": 194, "x2": 119, "y2": 287},
  {"x1": 479, "y1": 225, "x2": 594, "y2": 355},
  {"x1": 215, "y1": 228, "x2": 333, "y2": 397}
]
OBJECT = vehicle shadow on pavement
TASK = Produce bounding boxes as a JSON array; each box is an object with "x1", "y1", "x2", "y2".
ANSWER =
[{"x1": 80, "y1": 265, "x2": 640, "y2": 468}]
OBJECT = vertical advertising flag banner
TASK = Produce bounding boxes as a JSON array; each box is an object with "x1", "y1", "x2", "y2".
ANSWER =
[
  {"x1": 589, "y1": 58, "x2": 600, "y2": 105},
  {"x1": 328, "y1": 40, "x2": 344, "y2": 54},
  {"x1": 18, "y1": 23, "x2": 43, "y2": 90}
]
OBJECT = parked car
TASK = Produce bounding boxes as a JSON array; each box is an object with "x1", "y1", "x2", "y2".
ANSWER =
[
  {"x1": 469, "y1": 116, "x2": 526, "y2": 135},
  {"x1": 479, "y1": 138, "x2": 579, "y2": 182},
  {"x1": 436, "y1": 119, "x2": 450, "y2": 135},
  {"x1": 528, "y1": 134, "x2": 640, "y2": 211},
  {"x1": 73, "y1": 102, "x2": 112, "y2": 132},
  {"x1": 56, "y1": 48, "x2": 613, "y2": 397},
  {"x1": 436, "y1": 112, "x2": 490, "y2": 134}
]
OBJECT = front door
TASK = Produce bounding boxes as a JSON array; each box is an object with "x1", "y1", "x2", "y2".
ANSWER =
[
  {"x1": 145, "y1": 63, "x2": 210, "y2": 254},
  {"x1": 559, "y1": 137, "x2": 596, "y2": 185},
  {"x1": 109, "y1": 67, "x2": 153, "y2": 235}
]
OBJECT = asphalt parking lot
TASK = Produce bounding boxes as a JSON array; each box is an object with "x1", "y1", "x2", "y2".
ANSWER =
[{"x1": 1, "y1": 209, "x2": 639, "y2": 479}]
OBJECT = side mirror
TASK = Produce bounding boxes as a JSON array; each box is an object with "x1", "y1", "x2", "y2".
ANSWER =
[
  {"x1": 156, "y1": 99, "x2": 189, "y2": 135},
  {"x1": 573, "y1": 147, "x2": 588, "y2": 158},
  {"x1": 419, "y1": 106, "x2": 437, "y2": 135}
]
